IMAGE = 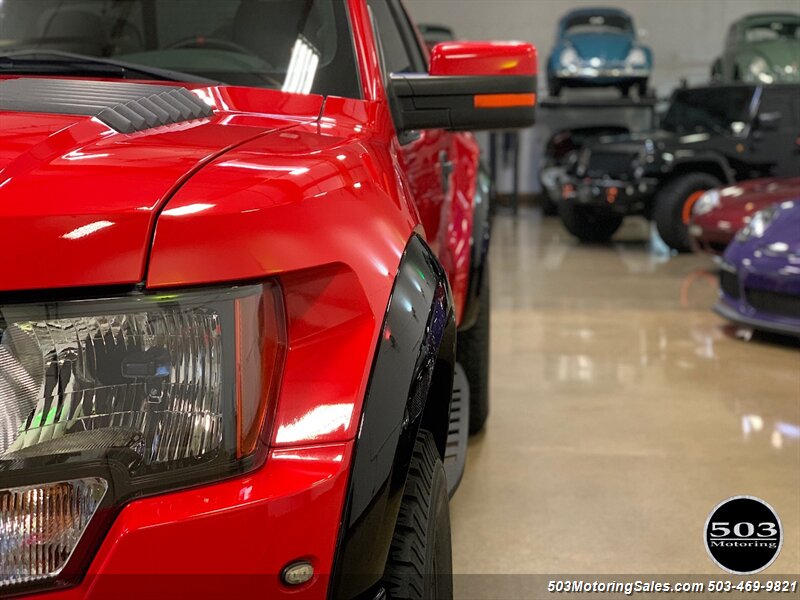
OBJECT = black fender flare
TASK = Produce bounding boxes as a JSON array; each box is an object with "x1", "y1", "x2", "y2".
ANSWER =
[
  {"x1": 329, "y1": 234, "x2": 456, "y2": 599},
  {"x1": 459, "y1": 164, "x2": 492, "y2": 331},
  {"x1": 668, "y1": 152, "x2": 736, "y2": 184}
]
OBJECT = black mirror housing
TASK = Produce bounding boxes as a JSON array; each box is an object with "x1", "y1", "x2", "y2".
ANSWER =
[{"x1": 390, "y1": 74, "x2": 537, "y2": 132}]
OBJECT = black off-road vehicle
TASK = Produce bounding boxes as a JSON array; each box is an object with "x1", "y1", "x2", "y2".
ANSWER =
[{"x1": 559, "y1": 83, "x2": 800, "y2": 250}]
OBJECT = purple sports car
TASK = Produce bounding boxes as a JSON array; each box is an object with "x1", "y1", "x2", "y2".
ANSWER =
[{"x1": 716, "y1": 200, "x2": 800, "y2": 336}]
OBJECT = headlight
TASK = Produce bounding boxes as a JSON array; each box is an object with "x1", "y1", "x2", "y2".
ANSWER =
[
  {"x1": 747, "y1": 56, "x2": 773, "y2": 83},
  {"x1": 736, "y1": 206, "x2": 778, "y2": 242},
  {"x1": 560, "y1": 47, "x2": 579, "y2": 68},
  {"x1": 692, "y1": 189, "x2": 721, "y2": 217},
  {"x1": 626, "y1": 48, "x2": 647, "y2": 67},
  {"x1": 0, "y1": 284, "x2": 285, "y2": 590}
]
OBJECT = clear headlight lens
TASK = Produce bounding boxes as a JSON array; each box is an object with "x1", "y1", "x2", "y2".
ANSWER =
[
  {"x1": 1, "y1": 479, "x2": 108, "y2": 588},
  {"x1": 560, "y1": 47, "x2": 579, "y2": 68},
  {"x1": 626, "y1": 48, "x2": 647, "y2": 67},
  {"x1": 736, "y1": 206, "x2": 778, "y2": 242},
  {"x1": 747, "y1": 56, "x2": 773, "y2": 83},
  {"x1": 0, "y1": 284, "x2": 285, "y2": 590},
  {"x1": 692, "y1": 189, "x2": 721, "y2": 217}
]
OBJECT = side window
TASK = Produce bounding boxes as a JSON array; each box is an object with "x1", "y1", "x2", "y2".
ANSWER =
[{"x1": 367, "y1": 0, "x2": 424, "y2": 75}]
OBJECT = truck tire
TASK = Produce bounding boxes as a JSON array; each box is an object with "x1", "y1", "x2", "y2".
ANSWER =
[
  {"x1": 458, "y1": 270, "x2": 490, "y2": 435},
  {"x1": 383, "y1": 430, "x2": 453, "y2": 600},
  {"x1": 654, "y1": 173, "x2": 720, "y2": 252},
  {"x1": 558, "y1": 203, "x2": 623, "y2": 243}
]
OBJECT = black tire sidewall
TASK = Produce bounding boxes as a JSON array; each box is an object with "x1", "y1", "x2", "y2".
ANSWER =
[
  {"x1": 383, "y1": 431, "x2": 453, "y2": 600},
  {"x1": 558, "y1": 202, "x2": 624, "y2": 243},
  {"x1": 458, "y1": 271, "x2": 491, "y2": 434},
  {"x1": 654, "y1": 173, "x2": 720, "y2": 252}
]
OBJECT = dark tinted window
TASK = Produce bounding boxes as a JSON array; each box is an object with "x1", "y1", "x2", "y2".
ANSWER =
[
  {"x1": 662, "y1": 88, "x2": 755, "y2": 134},
  {"x1": 0, "y1": 0, "x2": 361, "y2": 97}
]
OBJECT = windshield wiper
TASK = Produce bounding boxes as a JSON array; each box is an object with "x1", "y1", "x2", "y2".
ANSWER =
[{"x1": 0, "y1": 50, "x2": 220, "y2": 85}]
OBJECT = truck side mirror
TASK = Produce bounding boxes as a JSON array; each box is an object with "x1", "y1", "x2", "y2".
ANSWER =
[{"x1": 390, "y1": 41, "x2": 538, "y2": 132}]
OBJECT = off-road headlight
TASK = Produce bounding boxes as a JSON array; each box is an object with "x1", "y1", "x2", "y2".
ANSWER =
[
  {"x1": 626, "y1": 48, "x2": 647, "y2": 67},
  {"x1": 736, "y1": 206, "x2": 778, "y2": 242},
  {"x1": 0, "y1": 284, "x2": 285, "y2": 590},
  {"x1": 747, "y1": 56, "x2": 773, "y2": 83},
  {"x1": 692, "y1": 189, "x2": 721, "y2": 217},
  {"x1": 560, "y1": 47, "x2": 579, "y2": 68}
]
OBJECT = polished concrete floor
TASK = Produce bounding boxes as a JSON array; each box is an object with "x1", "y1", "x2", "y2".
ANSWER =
[{"x1": 451, "y1": 210, "x2": 800, "y2": 595}]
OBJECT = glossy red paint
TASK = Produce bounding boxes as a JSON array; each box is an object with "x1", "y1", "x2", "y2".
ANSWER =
[
  {"x1": 1, "y1": 1, "x2": 538, "y2": 597},
  {"x1": 23, "y1": 444, "x2": 353, "y2": 600},
  {"x1": 690, "y1": 177, "x2": 800, "y2": 255},
  {"x1": 0, "y1": 78, "x2": 322, "y2": 293},
  {"x1": 429, "y1": 41, "x2": 539, "y2": 77}
]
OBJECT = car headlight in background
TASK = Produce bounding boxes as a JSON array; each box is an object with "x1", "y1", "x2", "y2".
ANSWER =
[
  {"x1": 736, "y1": 206, "x2": 778, "y2": 242},
  {"x1": 692, "y1": 189, "x2": 721, "y2": 217},
  {"x1": 747, "y1": 56, "x2": 773, "y2": 84},
  {"x1": 0, "y1": 284, "x2": 286, "y2": 590},
  {"x1": 560, "y1": 47, "x2": 580, "y2": 68},
  {"x1": 626, "y1": 48, "x2": 648, "y2": 68}
]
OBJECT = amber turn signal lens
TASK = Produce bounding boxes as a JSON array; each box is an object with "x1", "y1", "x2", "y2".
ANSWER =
[
  {"x1": 235, "y1": 286, "x2": 286, "y2": 458},
  {"x1": 474, "y1": 93, "x2": 537, "y2": 109}
]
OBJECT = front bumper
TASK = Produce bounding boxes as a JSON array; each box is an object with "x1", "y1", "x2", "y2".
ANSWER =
[
  {"x1": 19, "y1": 443, "x2": 353, "y2": 600},
  {"x1": 554, "y1": 66, "x2": 650, "y2": 84},
  {"x1": 561, "y1": 176, "x2": 659, "y2": 215},
  {"x1": 715, "y1": 262, "x2": 800, "y2": 337}
]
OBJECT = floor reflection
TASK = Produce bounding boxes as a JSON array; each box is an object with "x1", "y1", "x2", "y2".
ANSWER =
[{"x1": 451, "y1": 209, "x2": 800, "y2": 578}]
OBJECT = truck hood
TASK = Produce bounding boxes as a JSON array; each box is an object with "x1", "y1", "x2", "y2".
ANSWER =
[
  {"x1": 589, "y1": 128, "x2": 727, "y2": 155},
  {"x1": 588, "y1": 130, "x2": 677, "y2": 154},
  {"x1": 0, "y1": 78, "x2": 322, "y2": 292}
]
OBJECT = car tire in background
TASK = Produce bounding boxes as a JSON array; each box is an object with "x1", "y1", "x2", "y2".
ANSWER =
[
  {"x1": 457, "y1": 270, "x2": 491, "y2": 434},
  {"x1": 558, "y1": 203, "x2": 623, "y2": 243},
  {"x1": 383, "y1": 430, "x2": 453, "y2": 600},
  {"x1": 653, "y1": 173, "x2": 721, "y2": 252},
  {"x1": 637, "y1": 80, "x2": 649, "y2": 98},
  {"x1": 549, "y1": 78, "x2": 562, "y2": 97}
]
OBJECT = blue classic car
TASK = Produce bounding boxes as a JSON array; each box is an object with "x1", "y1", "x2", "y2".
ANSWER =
[{"x1": 547, "y1": 7, "x2": 652, "y2": 97}]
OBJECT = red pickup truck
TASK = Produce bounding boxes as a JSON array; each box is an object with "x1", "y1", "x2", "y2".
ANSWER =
[{"x1": 0, "y1": 1, "x2": 536, "y2": 599}]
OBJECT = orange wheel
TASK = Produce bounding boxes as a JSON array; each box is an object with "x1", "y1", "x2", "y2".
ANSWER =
[{"x1": 682, "y1": 190, "x2": 707, "y2": 225}]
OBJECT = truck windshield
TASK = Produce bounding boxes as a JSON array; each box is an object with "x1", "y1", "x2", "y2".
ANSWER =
[
  {"x1": 661, "y1": 88, "x2": 754, "y2": 135},
  {"x1": 0, "y1": 0, "x2": 361, "y2": 98}
]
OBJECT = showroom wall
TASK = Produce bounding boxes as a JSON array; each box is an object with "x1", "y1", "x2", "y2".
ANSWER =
[{"x1": 404, "y1": 0, "x2": 800, "y2": 93}]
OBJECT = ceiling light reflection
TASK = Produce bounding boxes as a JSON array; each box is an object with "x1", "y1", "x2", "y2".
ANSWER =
[
  {"x1": 161, "y1": 203, "x2": 215, "y2": 217},
  {"x1": 62, "y1": 220, "x2": 114, "y2": 240},
  {"x1": 275, "y1": 403, "x2": 353, "y2": 444}
]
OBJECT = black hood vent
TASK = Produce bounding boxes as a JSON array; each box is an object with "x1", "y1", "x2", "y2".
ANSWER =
[{"x1": 0, "y1": 78, "x2": 214, "y2": 133}]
